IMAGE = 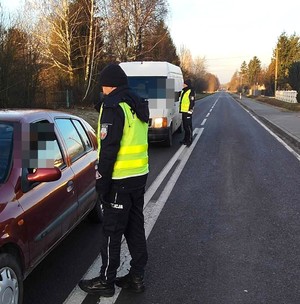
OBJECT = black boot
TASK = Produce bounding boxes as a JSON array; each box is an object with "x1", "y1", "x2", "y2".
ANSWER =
[
  {"x1": 78, "y1": 276, "x2": 115, "y2": 297},
  {"x1": 115, "y1": 273, "x2": 145, "y2": 293}
]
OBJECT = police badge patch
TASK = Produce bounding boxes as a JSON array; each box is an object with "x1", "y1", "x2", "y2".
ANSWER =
[{"x1": 100, "y1": 124, "x2": 108, "y2": 140}]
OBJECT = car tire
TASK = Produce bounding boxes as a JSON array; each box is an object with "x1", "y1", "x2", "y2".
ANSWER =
[
  {"x1": 88, "y1": 196, "x2": 103, "y2": 223},
  {"x1": 0, "y1": 253, "x2": 23, "y2": 304}
]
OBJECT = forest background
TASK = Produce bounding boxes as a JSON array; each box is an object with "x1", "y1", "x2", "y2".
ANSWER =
[{"x1": 1, "y1": 0, "x2": 300, "y2": 108}]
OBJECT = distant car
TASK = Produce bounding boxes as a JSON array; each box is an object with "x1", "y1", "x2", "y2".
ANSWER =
[{"x1": 0, "y1": 109, "x2": 102, "y2": 304}]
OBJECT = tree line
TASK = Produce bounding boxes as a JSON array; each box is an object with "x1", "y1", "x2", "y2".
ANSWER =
[
  {"x1": 0, "y1": 0, "x2": 219, "y2": 109},
  {"x1": 228, "y1": 32, "x2": 300, "y2": 101}
]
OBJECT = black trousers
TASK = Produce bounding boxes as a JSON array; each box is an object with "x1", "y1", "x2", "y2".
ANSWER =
[
  {"x1": 100, "y1": 187, "x2": 148, "y2": 283},
  {"x1": 182, "y1": 113, "x2": 193, "y2": 144}
]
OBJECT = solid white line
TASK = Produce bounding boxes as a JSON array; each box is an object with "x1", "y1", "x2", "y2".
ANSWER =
[
  {"x1": 233, "y1": 97, "x2": 300, "y2": 162},
  {"x1": 143, "y1": 128, "x2": 204, "y2": 237},
  {"x1": 144, "y1": 144, "x2": 185, "y2": 205},
  {"x1": 63, "y1": 129, "x2": 202, "y2": 304},
  {"x1": 250, "y1": 113, "x2": 300, "y2": 162}
]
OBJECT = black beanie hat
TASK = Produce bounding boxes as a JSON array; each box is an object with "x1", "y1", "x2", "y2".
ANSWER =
[
  {"x1": 99, "y1": 63, "x2": 128, "y2": 87},
  {"x1": 184, "y1": 79, "x2": 192, "y2": 87}
]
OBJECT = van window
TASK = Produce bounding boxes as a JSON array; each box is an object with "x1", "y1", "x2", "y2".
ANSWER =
[{"x1": 128, "y1": 76, "x2": 169, "y2": 99}]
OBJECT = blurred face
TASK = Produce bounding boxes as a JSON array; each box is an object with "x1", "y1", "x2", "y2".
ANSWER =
[
  {"x1": 183, "y1": 83, "x2": 187, "y2": 88},
  {"x1": 102, "y1": 86, "x2": 116, "y2": 95}
]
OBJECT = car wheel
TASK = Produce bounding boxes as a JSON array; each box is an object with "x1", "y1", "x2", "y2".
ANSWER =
[
  {"x1": 0, "y1": 253, "x2": 23, "y2": 304},
  {"x1": 88, "y1": 196, "x2": 103, "y2": 223}
]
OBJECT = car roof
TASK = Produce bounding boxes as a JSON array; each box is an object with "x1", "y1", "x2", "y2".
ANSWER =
[{"x1": 0, "y1": 109, "x2": 78, "y2": 123}]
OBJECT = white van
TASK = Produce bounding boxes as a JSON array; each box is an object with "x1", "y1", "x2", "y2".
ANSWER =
[{"x1": 120, "y1": 61, "x2": 183, "y2": 146}]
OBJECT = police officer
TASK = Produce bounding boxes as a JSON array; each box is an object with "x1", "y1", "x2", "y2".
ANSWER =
[
  {"x1": 78, "y1": 63, "x2": 149, "y2": 297},
  {"x1": 179, "y1": 79, "x2": 195, "y2": 147}
]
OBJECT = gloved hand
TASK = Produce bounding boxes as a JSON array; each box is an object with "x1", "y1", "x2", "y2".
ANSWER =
[
  {"x1": 187, "y1": 109, "x2": 193, "y2": 115},
  {"x1": 98, "y1": 193, "x2": 111, "y2": 208},
  {"x1": 95, "y1": 163, "x2": 110, "y2": 197}
]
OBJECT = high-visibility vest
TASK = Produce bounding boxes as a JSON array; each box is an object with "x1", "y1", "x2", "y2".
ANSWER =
[
  {"x1": 97, "y1": 102, "x2": 149, "y2": 179},
  {"x1": 180, "y1": 89, "x2": 191, "y2": 113}
]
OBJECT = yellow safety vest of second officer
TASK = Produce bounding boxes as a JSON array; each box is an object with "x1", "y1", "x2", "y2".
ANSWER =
[{"x1": 179, "y1": 89, "x2": 192, "y2": 113}]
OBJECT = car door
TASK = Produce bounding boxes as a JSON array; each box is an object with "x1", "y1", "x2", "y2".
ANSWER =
[
  {"x1": 18, "y1": 120, "x2": 77, "y2": 267},
  {"x1": 54, "y1": 118, "x2": 97, "y2": 224}
]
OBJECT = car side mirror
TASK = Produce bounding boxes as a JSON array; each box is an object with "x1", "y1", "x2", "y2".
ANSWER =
[{"x1": 27, "y1": 168, "x2": 61, "y2": 183}]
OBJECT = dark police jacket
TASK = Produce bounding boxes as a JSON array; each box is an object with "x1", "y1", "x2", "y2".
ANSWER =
[{"x1": 95, "y1": 85, "x2": 149, "y2": 196}]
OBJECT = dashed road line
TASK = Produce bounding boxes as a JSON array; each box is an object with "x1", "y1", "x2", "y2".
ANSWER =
[{"x1": 201, "y1": 118, "x2": 207, "y2": 126}]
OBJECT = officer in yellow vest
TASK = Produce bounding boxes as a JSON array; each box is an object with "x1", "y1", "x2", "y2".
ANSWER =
[
  {"x1": 79, "y1": 63, "x2": 149, "y2": 297},
  {"x1": 179, "y1": 79, "x2": 195, "y2": 146}
]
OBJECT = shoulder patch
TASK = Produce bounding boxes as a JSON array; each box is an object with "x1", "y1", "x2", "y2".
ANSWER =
[{"x1": 100, "y1": 124, "x2": 109, "y2": 140}]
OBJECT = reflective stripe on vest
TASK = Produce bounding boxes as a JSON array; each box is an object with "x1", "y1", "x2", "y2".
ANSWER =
[
  {"x1": 180, "y1": 89, "x2": 191, "y2": 112},
  {"x1": 97, "y1": 102, "x2": 149, "y2": 179}
]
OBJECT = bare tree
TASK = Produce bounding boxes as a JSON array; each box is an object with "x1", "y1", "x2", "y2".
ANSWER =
[
  {"x1": 99, "y1": 0, "x2": 168, "y2": 61},
  {"x1": 193, "y1": 56, "x2": 207, "y2": 79},
  {"x1": 179, "y1": 45, "x2": 193, "y2": 77},
  {"x1": 28, "y1": 0, "x2": 79, "y2": 87},
  {"x1": 25, "y1": 0, "x2": 104, "y2": 102}
]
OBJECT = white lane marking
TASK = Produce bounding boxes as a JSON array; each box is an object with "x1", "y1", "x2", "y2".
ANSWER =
[
  {"x1": 233, "y1": 97, "x2": 300, "y2": 162},
  {"x1": 250, "y1": 112, "x2": 300, "y2": 162},
  {"x1": 143, "y1": 128, "x2": 204, "y2": 237},
  {"x1": 201, "y1": 118, "x2": 207, "y2": 126},
  {"x1": 206, "y1": 113, "x2": 210, "y2": 118},
  {"x1": 63, "y1": 129, "x2": 203, "y2": 304},
  {"x1": 144, "y1": 144, "x2": 185, "y2": 205}
]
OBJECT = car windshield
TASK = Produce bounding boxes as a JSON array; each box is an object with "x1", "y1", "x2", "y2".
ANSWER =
[
  {"x1": 0, "y1": 122, "x2": 14, "y2": 183},
  {"x1": 127, "y1": 76, "x2": 168, "y2": 99}
]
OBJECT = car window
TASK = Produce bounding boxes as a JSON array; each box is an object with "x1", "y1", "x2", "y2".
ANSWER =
[
  {"x1": 55, "y1": 118, "x2": 86, "y2": 163},
  {"x1": 52, "y1": 139, "x2": 65, "y2": 168},
  {"x1": 24, "y1": 121, "x2": 65, "y2": 169},
  {"x1": 21, "y1": 121, "x2": 65, "y2": 192},
  {"x1": 72, "y1": 119, "x2": 92, "y2": 150},
  {"x1": 0, "y1": 123, "x2": 13, "y2": 183}
]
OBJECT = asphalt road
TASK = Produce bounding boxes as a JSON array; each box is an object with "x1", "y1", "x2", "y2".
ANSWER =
[{"x1": 23, "y1": 92, "x2": 300, "y2": 304}]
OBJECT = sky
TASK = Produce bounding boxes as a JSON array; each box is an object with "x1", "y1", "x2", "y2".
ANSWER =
[
  {"x1": 2, "y1": 0, "x2": 300, "y2": 83},
  {"x1": 167, "y1": 0, "x2": 300, "y2": 83}
]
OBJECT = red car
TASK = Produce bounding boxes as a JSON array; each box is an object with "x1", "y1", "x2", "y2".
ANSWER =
[{"x1": 0, "y1": 109, "x2": 101, "y2": 304}]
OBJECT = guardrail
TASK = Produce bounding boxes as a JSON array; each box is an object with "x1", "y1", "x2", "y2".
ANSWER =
[{"x1": 275, "y1": 90, "x2": 298, "y2": 103}]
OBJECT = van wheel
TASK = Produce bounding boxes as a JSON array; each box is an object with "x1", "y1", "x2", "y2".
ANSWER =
[
  {"x1": 164, "y1": 127, "x2": 173, "y2": 147},
  {"x1": 88, "y1": 196, "x2": 103, "y2": 223},
  {"x1": 0, "y1": 253, "x2": 23, "y2": 304}
]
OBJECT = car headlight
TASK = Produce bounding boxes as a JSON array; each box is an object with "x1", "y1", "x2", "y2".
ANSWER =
[{"x1": 153, "y1": 117, "x2": 168, "y2": 128}]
